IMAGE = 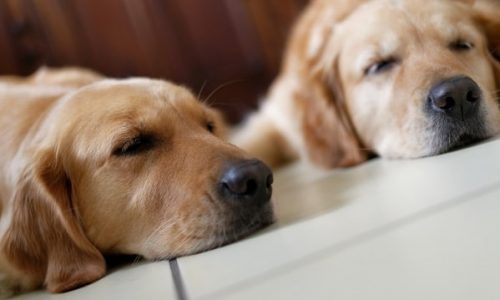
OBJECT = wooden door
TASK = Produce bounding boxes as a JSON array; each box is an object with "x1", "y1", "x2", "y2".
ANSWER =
[{"x1": 0, "y1": 0, "x2": 309, "y2": 122}]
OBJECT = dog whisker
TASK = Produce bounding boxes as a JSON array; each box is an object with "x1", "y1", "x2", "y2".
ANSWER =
[
  {"x1": 197, "y1": 80, "x2": 208, "y2": 101},
  {"x1": 202, "y1": 80, "x2": 245, "y2": 107},
  {"x1": 206, "y1": 102, "x2": 241, "y2": 108}
]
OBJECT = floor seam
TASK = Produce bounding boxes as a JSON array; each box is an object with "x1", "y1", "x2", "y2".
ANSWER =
[{"x1": 169, "y1": 259, "x2": 188, "y2": 300}]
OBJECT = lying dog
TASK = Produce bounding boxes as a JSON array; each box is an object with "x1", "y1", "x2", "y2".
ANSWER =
[
  {"x1": 0, "y1": 68, "x2": 274, "y2": 295},
  {"x1": 234, "y1": 0, "x2": 500, "y2": 168}
]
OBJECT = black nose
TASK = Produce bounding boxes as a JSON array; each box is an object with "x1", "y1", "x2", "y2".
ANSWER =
[
  {"x1": 428, "y1": 76, "x2": 481, "y2": 121},
  {"x1": 219, "y1": 159, "x2": 273, "y2": 205}
]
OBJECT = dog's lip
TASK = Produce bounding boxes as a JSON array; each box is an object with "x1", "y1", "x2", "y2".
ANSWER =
[
  {"x1": 196, "y1": 205, "x2": 275, "y2": 253},
  {"x1": 220, "y1": 208, "x2": 274, "y2": 242},
  {"x1": 441, "y1": 133, "x2": 488, "y2": 153},
  {"x1": 152, "y1": 208, "x2": 274, "y2": 260},
  {"x1": 230, "y1": 211, "x2": 275, "y2": 238},
  {"x1": 428, "y1": 103, "x2": 491, "y2": 155}
]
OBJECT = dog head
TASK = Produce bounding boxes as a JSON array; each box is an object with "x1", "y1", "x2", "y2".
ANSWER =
[
  {"x1": 285, "y1": 0, "x2": 500, "y2": 167},
  {"x1": 2, "y1": 79, "x2": 274, "y2": 293}
]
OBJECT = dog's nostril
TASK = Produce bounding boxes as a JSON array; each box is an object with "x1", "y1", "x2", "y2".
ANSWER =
[
  {"x1": 246, "y1": 179, "x2": 258, "y2": 195},
  {"x1": 435, "y1": 96, "x2": 455, "y2": 110},
  {"x1": 466, "y1": 90, "x2": 480, "y2": 103},
  {"x1": 222, "y1": 178, "x2": 251, "y2": 195},
  {"x1": 223, "y1": 178, "x2": 258, "y2": 196}
]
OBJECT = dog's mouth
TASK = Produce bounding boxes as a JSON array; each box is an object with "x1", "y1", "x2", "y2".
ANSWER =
[
  {"x1": 428, "y1": 105, "x2": 491, "y2": 155},
  {"x1": 432, "y1": 124, "x2": 490, "y2": 155},
  {"x1": 118, "y1": 204, "x2": 274, "y2": 263},
  {"x1": 193, "y1": 203, "x2": 275, "y2": 254},
  {"x1": 225, "y1": 206, "x2": 275, "y2": 242},
  {"x1": 146, "y1": 204, "x2": 274, "y2": 261},
  {"x1": 445, "y1": 133, "x2": 486, "y2": 152}
]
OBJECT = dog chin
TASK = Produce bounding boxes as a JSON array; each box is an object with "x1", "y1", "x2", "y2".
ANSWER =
[
  {"x1": 180, "y1": 203, "x2": 275, "y2": 257},
  {"x1": 426, "y1": 111, "x2": 492, "y2": 155},
  {"x1": 212, "y1": 205, "x2": 274, "y2": 249},
  {"x1": 431, "y1": 131, "x2": 490, "y2": 155},
  {"x1": 221, "y1": 205, "x2": 274, "y2": 244}
]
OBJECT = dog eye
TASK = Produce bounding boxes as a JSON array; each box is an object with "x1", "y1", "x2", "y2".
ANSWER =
[
  {"x1": 450, "y1": 40, "x2": 474, "y2": 51},
  {"x1": 113, "y1": 134, "x2": 156, "y2": 156},
  {"x1": 206, "y1": 121, "x2": 215, "y2": 133},
  {"x1": 493, "y1": 50, "x2": 500, "y2": 61},
  {"x1": 365, "y1": 58, "x2": 398, "y2": 76}
]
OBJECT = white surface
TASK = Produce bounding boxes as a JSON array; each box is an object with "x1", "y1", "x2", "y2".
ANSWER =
[
  {"x1": 11, "y1": 262, "x2": 176, "y2": 300},
  {"x1": 178, "y1": 139, "x2": 500, "y2": 299},
  {"x1": 214, "y1": 184, "x2": 500, "y2": 300}
]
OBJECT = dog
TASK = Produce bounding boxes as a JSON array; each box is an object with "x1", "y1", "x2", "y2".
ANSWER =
[
  {"x1": 233, "y1": 0, "x2": 500, "y2": 169},
  {"x1": 0, "y1": 68, "x2": 274, "y2": 296}
]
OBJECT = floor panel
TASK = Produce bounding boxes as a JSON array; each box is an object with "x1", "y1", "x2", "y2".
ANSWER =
[
  {"x1": 178, "y1": 139, "x2": 500, "y2": 299},
  {"x1": 11, "y1": 262, "x2": 176, "y2": 300}
]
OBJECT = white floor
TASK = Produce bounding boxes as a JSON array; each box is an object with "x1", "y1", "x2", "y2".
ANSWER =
[{"x1": 13, "y1": 138, "x2": 500, "y2": 300}]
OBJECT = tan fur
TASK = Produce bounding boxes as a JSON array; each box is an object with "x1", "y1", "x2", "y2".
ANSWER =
[
  {"x1": 0, "y1": 68, "x2": 273, "y2": 296},
  {"x1": 234, "y1": 0, "x2": 500, "y2": 169}
]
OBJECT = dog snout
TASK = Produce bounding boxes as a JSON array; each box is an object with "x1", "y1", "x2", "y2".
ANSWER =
[
  {"x1": 428, "y1": 76, "x2": 481, "y2": 121},
  {"x1": 219, "y1": 159, "x2": 273, "y2": 205}
]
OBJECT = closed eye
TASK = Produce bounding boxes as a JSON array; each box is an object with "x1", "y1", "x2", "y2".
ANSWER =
[
  {"x1": 365, "y1": 58, "x2": 398, "y2": 76},
  {"x1": 206, "y1": 121, "x2": 215, "y2": 133},
  {"x1": 113, "y1": 134, "x2": 156, "y2": 156},
  {"x1": 450, "y1": 40, "x2": 474, "y2": 51},
  {"x1": 493, "y1": 50, "x2": 500, "y2": 61}
]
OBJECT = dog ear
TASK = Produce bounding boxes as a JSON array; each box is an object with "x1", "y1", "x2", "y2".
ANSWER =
[
  {"x1": 284, "y1": 0, "x2": 368, "y2": 168},
  {"x1": 300, "y1": 66, "x2": 368, "y2": 168},
  {"x1": 474, "y1": 1, "x2": 500, "y2": 87},
  {"x1": 2, "y1": 149, "x2": 105, "y2": 293}
]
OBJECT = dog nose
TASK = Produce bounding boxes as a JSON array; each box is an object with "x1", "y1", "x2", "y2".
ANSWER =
[
  {"x1": 219, "y1": 159, "x2": 273, "y2": 205},
  {"x1": 428, "y1": 76, "x2": 481, "y2": 121}
]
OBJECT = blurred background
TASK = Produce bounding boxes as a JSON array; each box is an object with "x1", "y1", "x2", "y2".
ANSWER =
[{"x1": 0, "y1": 0, "x2": 309, "y2": 123}]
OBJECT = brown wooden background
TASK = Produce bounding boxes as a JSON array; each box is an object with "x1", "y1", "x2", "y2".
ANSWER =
[{"x1": 0, "y1": 0, "x2": 309, "y2": 123}]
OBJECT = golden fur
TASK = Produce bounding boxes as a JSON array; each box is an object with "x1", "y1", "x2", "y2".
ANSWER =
[
  {"x1": 234, "y1": 0, "x2": 500, "y2": 169},
  {"x1": 0, "y1": 68, "x2": 273, "y2": 296}
]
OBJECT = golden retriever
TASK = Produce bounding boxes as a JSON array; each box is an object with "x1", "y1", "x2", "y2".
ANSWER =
[
  {"x1": 0, "y1": 68, "x2": 274, "y2": 296},
  {"x1": 234, "y1": 0, "x2": 500, "y2": 168}
]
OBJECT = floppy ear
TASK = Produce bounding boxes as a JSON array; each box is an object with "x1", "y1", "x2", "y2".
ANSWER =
[
  {"x1": 474, "y1": 0, "x2": 500, "y2": 87},
  {"x1": 2, "y1": 149, "x2": 105, "y2": 293},
  {"x1": 284, "y1": 0, "x2": 368, "y2": 168},
  {"x1": 300, "y1": 66, "x2": 368, "y2": 168}
]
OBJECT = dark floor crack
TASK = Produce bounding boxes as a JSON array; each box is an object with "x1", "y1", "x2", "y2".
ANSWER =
[{"x1": 170, "y1": 259, "x2": 188, "y2": 300}]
